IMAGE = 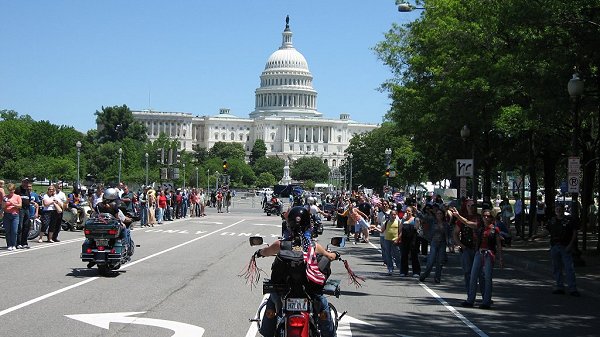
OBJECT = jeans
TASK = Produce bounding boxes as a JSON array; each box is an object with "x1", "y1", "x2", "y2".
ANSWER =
[
  {"x1": 140, "y1": 204, "x2": 148, "y2": 226},
  {"x1": 382, "y1": 239, "x2": 401, "y2": 272},
  {"x1": 466, "y1": 250, "x2": 494, "y2": 306},
  {"x1": 18, "y1": 208, "x2": 31, "y2": 246},
  {"x1": 422, "y1": 240, "x2": 446, "y2": 280},
  {"x1": 157, "y1": 207, "x2": 165, "y2": 223},
  {"x1": 459, "y1": 247, "x2": 480, "y2": 294},
  {"x1": 379, "y1": 233, "x2": 387, "y2": 265},
  {"x1": 3, "y1": 213, "x2": 19, "y2": 247},
  {"x1": 550, "y1": 244, "x2": 577, "y2": 292},
  {"x1": 260, "y1": 293, "x2": 335, "y2": 337}
]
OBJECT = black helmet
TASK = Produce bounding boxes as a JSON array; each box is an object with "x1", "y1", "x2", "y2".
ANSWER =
[{"x1": 287, "y1": 206, "x2": 311, "y2": 233}]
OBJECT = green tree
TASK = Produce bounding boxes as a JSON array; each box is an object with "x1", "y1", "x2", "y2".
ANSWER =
[
  {"x1": 249, "y1": 139, "x2": 267, "y2": 165},
  {"x1": 95, "y1": 105, "x2": 148, "y2": 143},
  {"x1": 256, "y1": 172, "x2": 277, "y2": 188},
  {"x1": 252, "y1": 156, "x2": 284, "y2": 180},
  {"x1": 209, "y1": 141, "x2": 246, "y2": 161},
  {"x1": 290, "y1": 157, "x2": 329, "y2": 182}
]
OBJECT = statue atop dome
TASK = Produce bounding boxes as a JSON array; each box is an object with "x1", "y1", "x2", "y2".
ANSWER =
[{"x1": 285, "y1": 15, "x2": 289, "y2": 29}]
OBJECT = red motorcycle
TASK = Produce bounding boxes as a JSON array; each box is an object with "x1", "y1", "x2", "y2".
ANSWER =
[{"x1": 243, "y1": 236, "x2": 362, "y2": 337}]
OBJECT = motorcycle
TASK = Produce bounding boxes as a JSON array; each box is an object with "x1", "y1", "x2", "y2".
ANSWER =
[
  {"x1": 311, "y1": 215, "x2": 324, "y2": 238},
  {"x1": 0, "y1": 217, "x2": 40, "y2": 240},
  {"x1": 244, "y1": 236, "x2": 362, "y2": 337},
  {"x1": 80, "y1": 213, "x2": 135, "y2": 276},
  {"x1": 62, "y1": 200, "x2": 92, "y2": 231},
  {"x1": 264, "y1": 199, "x2": 283, "y2": 216}
]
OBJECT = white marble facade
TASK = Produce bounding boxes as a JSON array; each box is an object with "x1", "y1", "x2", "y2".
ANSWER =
[{"x1": 131, "y1": 17, "x2": 378, "y2": 168}]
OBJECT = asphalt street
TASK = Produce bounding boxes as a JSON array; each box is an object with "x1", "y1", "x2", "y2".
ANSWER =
[{"x1": 1, "y1": 203, "x2": 597, "y2": 337}]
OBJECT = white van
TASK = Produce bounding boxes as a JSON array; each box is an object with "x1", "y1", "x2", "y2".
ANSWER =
[{"x1": 256, "y1": 187, "x2": 273, "y2": 197}]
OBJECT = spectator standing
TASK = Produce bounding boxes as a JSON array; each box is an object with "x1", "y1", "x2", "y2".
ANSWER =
[
  {"x1": 514, "y1": 194, "x2": 524, "y2": 238},
  {"x1": 225, "y1": 190, "x2": 232, "y2": 213},
  {"x1": 347, "y1": 202, "x2": 369, "y2": 244},
  {"x1": 547, "y1": 204, "x2": 579, "y2": 296},
  {"x1": 420, "y1": 208, "x2": 450, "y2": 283},
  {"x1": 153, "y1": 190, "x2": 163, "y2": 225},
  {"x1": 16, "y1": 178, "x2": 33, "y2": 249},
  {"x1": 139, "y1": 186, "x2": 149, "y2": 227},
  {"x1": 200, "y1": 189, "x2": 207, "y2": 216},
  {"x1": 382, "y1": 209, "x2": 401, "y2": 275},
  {"x1": 461, "y1": 209, "x2": 503, "y2": 309},
  {"x1": 40, "y1": 185, "x2": 62, "y2": 243},
  {"x1": 53, "y1": 183, "x2": 68, "y2": 242},
  {"x1": 216, "y1": 190, "x2": 224, "y2": 213},
  {"x1": 451, "y1": 199, "x2": 483, "y2": 296},
  {"x1": 375, "y1": 201, "x2": 391, "y2": 265},
  {"x1": 0, "y1": 180, "x2": 5, "y2": 219},
  {"x1": 120, "y1": 185, "x2": 134, "y2": 215},
  {"x1": 500, "y1": 197, "x2": 513, "y2": 234},
  {"x1": 3, "y1": 183, "x2": 22, "y2": 250},
  {"x1": 399, "y1": 206, "x2": 421, "y2": 277},
  {"x1": 175, "y1": 190, "x2": 183, "y2": 219},
  {"x1": 534, "y1": 195, "x2": 546, "y2": 240}
]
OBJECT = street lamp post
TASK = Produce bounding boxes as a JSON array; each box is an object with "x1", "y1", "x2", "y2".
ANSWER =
[
  {"x1": 207, "y1": 169, "x2": 210, "y2": 193},
  {"x1": 460, "y1": 125, "x2": 476, "y2": 199},
  {"x1": 145, "y1": 152, "x2": 149, "y2": 186},
  {"x1": 397, "y1": 2, "x2": 425, "y2": 12},
  {"x1": 196, "y1": 167, "x2": 199, "y2": 188},
  {"x1": 76, "y1": 141, "x2": 82, "y2": 186},
  {"x1": 349, "y1": 153, "x2": 353, "y2": 193},
  {"x1": 182, "y1": 163, "x2": 186, "y2": 190},
  {"x1": 385, "y1": 148, "x2": 392, "y2": 189},
  {"x1": 118, "y1": 147, "x2": 123, "y2": 183},
  {"x1": 568, "y1": 72, "x2": 585, "y2": 257}
]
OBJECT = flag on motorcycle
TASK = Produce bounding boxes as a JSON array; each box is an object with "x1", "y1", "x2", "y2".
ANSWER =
[{"x1": 303, "y1": 243, "x2": 326, "y2": 285}]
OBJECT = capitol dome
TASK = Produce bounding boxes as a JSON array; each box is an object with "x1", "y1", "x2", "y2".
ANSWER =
[{"x1": 250, "y1": 16, "x2": 321, "y2": 119}]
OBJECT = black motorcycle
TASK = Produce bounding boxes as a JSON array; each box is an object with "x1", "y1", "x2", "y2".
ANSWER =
[
  {"x1": 264, "y1": 199, "x2": 283, "y2": 216},
  {"x1": 80, "y1": 213, "x2": 135, "y2": 276},
  {"x1": 246, "y1": 236, "x2": 350, "y2": 337}
]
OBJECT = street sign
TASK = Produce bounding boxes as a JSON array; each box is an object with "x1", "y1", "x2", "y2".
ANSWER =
[
  {"x1": 560, "y1": 180, "x2": 568, "y2": 194},
  {"x1": 389, "y1": 170, "x2": 396, "y2": 178},
  {"x1": 456, "y1": 159, "x2": 474, "y2": 177},
  {"x1": 568, "y1": 175, "x2": 580, "y2": 193},
  {"x1": 568, "y1": 157, "x2": 580, "y2": 175}
]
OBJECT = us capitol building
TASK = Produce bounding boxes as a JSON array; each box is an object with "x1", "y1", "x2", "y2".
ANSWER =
[{"x1": 132, "y1": 16, "x2": 379, "y2": 168}]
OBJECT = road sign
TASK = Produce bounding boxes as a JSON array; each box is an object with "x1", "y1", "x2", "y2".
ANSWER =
[
  {"x1": 568, "y1": 157, "x2": 580, "y2": 174},
  {"x1": 456, "y1": 159, "x2": 474, "y2": 177},
  {"x1": 389, "y1": 170, "x2": 396, "y2": 178},
  {"x1": 560, "y1": 180, "x2": 568, "y2": 194},
  {"x1": 568, "y1": 175, "x2": 580, "y2": 193}
]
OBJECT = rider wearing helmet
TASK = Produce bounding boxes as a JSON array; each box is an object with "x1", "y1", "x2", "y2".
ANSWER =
[
  {"x1": 88, "y1": 187, "x2": 133, "y2": 268},
  {"x1": 254, "y1": 206, "x2": 338, "y2": 337}
]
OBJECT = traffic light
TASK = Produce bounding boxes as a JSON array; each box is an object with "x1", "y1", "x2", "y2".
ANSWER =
[
  {"x1": 175, "y1": 148, "x2": 181, "y2": 164},
  {"x1": 385, "y1": 168, "x2": 390, "y2": 177},
  {"x1": 157, "y1": 148, "x2": 164, "y2": 165},
  {"x1": 223, "y1": 160, "x2": 228, "y2": 173},
  {"x1": 160, "y1": 168, "x2": 168, "y2": 180}
]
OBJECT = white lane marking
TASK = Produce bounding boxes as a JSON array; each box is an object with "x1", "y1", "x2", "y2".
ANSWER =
[
  {"x1": 0, "y1": 219, "x2": 246, "y2": 318},
  {"x1": 336, "y1": 315, "x2": 373, "y2": 337},
  {"x1": 0, "y1": 237, "x2": 85, "y2": 256},
  {"x1": 366, "y1": 239, "x2": 489, "y2": 336},
  {"x1": 66, "y1": 311, "x2": 205, "y2": 336},
  {"x1": 419, "y1": 283, "x2": 489, "y2": 337},
  {"x1": 251, "y1": 223, "x2": 282, "y2": 227}
]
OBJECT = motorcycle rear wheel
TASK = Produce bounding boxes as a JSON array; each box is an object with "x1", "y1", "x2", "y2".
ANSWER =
[{"x1": 27, "y1": 219, "x2": 41, "y2": 240}]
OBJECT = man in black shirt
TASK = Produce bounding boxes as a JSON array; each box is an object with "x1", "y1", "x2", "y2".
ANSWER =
[
  {"x1": 547, "y1": 204, "x2": 579, "y2": 296},
  {"x1": 15, "y1": 178, "x2": 32, "y2": 249}
]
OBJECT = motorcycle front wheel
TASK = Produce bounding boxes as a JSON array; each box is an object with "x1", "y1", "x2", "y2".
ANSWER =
[{"x1": 27, "y1": 219, "x2": 41, "y2": 240}]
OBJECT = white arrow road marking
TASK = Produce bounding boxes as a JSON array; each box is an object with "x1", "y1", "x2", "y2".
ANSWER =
[
  {"x1": 65, "y1": 312, "x2": 205, "y2": 337},
  {"x1": 336, "y1": 315, "x2": 373, "y2": 337}
]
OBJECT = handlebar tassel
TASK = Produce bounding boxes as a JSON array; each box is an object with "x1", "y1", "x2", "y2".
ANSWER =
[
  {"x1": 343, "y1": 259, "x2": 366, "y2": 288},
  {"x1": 238, "y1": 255, "x2": 265, "y2": 291}
]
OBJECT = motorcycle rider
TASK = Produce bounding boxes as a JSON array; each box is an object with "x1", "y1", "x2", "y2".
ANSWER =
[
  {"x1": 254, "y1": 206, "x2": 338, "y2": 337},
  {"x1": 87, "y1": 187, "x2": 133, "y2": 268},
  {"x1": 67, "y1": 185, "x2": 86, "y2": 226}
]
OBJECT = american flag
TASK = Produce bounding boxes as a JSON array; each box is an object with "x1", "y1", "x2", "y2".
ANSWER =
[{"x1": 303, "y1": 243, "x2": 326, "y2": 285}]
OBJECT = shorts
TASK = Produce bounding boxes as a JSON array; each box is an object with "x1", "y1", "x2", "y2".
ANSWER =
[{"x1": 355, "y1": 218, "x2": 369, "y2": 232}]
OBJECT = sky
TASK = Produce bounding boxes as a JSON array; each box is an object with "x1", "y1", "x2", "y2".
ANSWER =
[{"x1": 1, "y1": 1, "x2": 420, "y2": 133}]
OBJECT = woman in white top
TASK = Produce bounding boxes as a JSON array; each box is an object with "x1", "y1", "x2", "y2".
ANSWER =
[{"x1": 39, "y1": 185, "x2": 62, "y2": 243}]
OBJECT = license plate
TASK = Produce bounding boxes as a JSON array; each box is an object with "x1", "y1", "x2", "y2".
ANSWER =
[
  {"x1": 286, "y1": 298, "x2": 308, "y2": 312},
  {"x1": 95, "y1": 239, "x2": 109, "y2": 247}
]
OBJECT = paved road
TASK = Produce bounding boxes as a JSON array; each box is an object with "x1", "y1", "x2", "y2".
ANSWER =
[{"x1": 1, "y1": 205, "x2": 598, "y2": 336}]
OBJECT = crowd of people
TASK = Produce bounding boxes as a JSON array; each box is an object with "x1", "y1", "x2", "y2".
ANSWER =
[{"x1": 314, "y1": 189, "x2": 581, "y2": 309}]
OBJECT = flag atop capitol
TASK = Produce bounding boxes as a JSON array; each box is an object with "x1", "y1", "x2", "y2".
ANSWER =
[{"x1": 131, "y1": 16, "x2": 379, "y2": 168}]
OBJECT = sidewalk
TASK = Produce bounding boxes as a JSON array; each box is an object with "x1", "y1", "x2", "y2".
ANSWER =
[{"x1": 502, "y1": 231, "x2": 600, "y2": 298}]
